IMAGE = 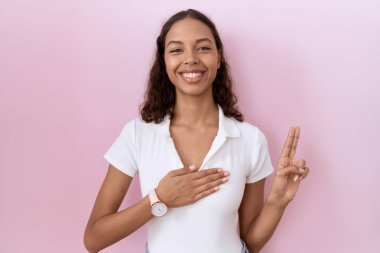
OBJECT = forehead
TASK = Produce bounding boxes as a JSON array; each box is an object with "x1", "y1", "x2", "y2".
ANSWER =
[{"x1": 165, "y1": 18, "x2": 215, "y2": 46}]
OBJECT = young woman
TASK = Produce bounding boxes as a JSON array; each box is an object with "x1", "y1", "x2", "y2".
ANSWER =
[{"x1": 84, "y1": 9, "x2": 309, "y2": 253}]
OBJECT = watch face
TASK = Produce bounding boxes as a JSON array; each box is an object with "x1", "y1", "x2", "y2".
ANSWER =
[{"x1": 151, "y1": 202, "x2": 167, "y2": 217}]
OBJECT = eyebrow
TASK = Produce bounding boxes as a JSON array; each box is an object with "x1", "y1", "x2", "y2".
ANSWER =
[{"x1": 166, "y1": 38, "x2": 213, "y2": 47}]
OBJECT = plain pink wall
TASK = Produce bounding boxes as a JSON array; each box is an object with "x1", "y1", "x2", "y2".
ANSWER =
[{"x1": 1, "y1": 0, "x2": 379, "y2": 252}]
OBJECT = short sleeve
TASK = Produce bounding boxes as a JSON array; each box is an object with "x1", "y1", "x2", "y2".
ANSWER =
[
  {"x1": 104, "y1": 120, "x2": 138, "y2": 177},
  {"x1": 246, "y1": 128, "x2": 274, "y2": 183}
]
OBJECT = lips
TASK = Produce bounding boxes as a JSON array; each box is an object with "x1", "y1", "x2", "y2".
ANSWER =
[{"x1": 179, "y1": 70, "x2": 206, "y2": 83}]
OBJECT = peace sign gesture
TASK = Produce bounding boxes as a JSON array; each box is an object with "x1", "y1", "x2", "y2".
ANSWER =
[{"x1": 268, "y1": 127, "x2": 310, "y2": 207}]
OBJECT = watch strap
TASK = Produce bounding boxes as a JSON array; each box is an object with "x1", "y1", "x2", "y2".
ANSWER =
[{"x1": 148, "y1": 189, "x2": 160, "y2": 205}]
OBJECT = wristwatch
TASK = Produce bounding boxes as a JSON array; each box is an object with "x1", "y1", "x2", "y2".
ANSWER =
[{"x1": 148, "y1": 189, "x2": 168, "y2": 217}]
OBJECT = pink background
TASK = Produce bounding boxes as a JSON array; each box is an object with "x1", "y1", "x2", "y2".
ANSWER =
[{"x1": 1, "y1": 0, "x2": 379, "y2": 252}]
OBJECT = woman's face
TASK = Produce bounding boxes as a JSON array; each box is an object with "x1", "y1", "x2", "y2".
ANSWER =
[{"x1": 164, "y1": 17, "x2": 220, "y2": 98}]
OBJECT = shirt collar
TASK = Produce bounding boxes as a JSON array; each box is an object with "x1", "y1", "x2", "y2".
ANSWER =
[{"x1": 153, "y1": 105, "x2": 240, "y2": 138}]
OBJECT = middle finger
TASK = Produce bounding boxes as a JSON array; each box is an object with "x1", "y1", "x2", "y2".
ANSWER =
[
  {"x1": 190, "y1": 168, "x2": 224, "y2": 180},
  {"x1": 289, "y1": 127, "x2": 300, "y2": 160},
  {"x1": 193, "y1": 170, "x2": 229, "y2": 187}
]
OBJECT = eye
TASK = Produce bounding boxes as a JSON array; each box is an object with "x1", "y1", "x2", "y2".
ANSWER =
[
  {"x1": 169, "y1": 48, "x2": 183, "y2": 54},
  {"x1": 197, "y1": 47, "x2": 211, "y2": 52}
]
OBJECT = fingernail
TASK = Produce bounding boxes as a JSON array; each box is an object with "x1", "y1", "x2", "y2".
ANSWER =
[
  {"x1": 214, "y1": 186, "x2": 219, "y2": 190},
  {"x1": 293, "y1": 175, "x2": 299, "y2": 182},
  {"x1": 222, "y1": 177, "x2": 229, "y2": 182},
  {"x1": 299, "y1": 168, "x2": 306, "y2": 173},
  {"x1": 189, "y1": 165, "x2": 196, "y2": 170},
  {"x1": 223, "y1": 171, "x2": 230, "y2": 176}
]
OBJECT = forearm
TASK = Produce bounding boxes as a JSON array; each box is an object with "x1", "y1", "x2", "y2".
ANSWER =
[
  {"x1": 245, "y1": 196, "x2": 288, "y2": 253},
  {"x1": 84, "y1": 195, "x2": 154, "y2": 253}
]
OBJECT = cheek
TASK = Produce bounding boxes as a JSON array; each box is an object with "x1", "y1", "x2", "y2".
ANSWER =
[
  {"x1": 204, "y1": 53, "x2": 219, "y2": 68},
  {"x1": 205, "y1": 59, "x2": 219, "y2": 74},
  {"x1": 164, "y1": 57, "x2": 178, "y2": 75},
  {"x1": 164, "y1": 58, "x2": 179, "y2": 85}
]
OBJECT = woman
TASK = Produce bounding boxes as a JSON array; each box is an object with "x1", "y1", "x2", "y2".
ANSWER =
[{"x1": 84, "y1": 9, "x2": 309, "y2": 253}]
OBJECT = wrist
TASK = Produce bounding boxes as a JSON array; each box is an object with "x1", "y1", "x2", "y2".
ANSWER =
[
  {"x1": 148, "y1": 188, "x2": 168, "y2": 217},
  {"x1": 155, "y1": 187, "x2": 168, "y2": 206},
  {"x1": 265, "y1": 194, "x2": 290, "y2": 209}
]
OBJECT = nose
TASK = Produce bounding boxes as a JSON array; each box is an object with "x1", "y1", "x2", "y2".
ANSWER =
[{"x1": 184, "y1": 51, "x2": 199, "y2": 65}]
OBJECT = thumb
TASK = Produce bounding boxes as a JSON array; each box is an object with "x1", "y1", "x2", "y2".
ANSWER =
[
  {"x1": 170, "y1": 165, "x2": 197, "y2": 176},
  {"x1": 188, "y1": 165, "x2": 199, "y2": 172}
]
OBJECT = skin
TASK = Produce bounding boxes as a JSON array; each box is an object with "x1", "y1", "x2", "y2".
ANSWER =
[
  {"x1": 83, "y1": 18, "x2": 227, "y2": 253},
  {"x1": 164, "y1": 17, "x2": 220, "y2": 100},
  {"x1": 83, "y1": 17, "x2": 310, "y2": 253},
  {"x1": 241, "y1": 127, "x2": 310, "y2": 252}
]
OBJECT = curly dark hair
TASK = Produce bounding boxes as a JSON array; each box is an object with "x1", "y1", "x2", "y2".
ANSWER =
[{"x1": 139, "y1": 9, "x2": 244, "y2": 123}]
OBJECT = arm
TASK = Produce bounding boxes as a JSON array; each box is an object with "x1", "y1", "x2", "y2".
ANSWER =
[
  {"x1": 84, "y1": 164, "x2": 229, "y2": 252},
  {"x1": 239, "y1": 180, "x2": 287, "y2": 253},
  {"x1": 83, "y1": 165, "x2": 153, "y2": 253},
  {"x1": 239, "y1": 127, "x2": 310, "y2": 253}
]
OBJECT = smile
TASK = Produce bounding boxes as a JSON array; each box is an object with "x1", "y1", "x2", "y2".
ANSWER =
[{"x1": 179, "y1": 71, "x2": 205, "y2": 83}]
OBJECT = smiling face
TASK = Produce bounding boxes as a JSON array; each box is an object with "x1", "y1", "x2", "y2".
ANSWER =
[{"x1": 164, "y1": 17, "x2": 221, "y2": 98}]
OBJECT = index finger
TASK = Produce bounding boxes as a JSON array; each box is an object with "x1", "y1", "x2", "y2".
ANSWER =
[
  {"x1": 280, "y1": 127, "x2": 295, "y2": 158},
  {"x1": 191, "y1": 168, "x2": 223, "y2": 180},
  {"x1": 289, "y1": 127, "x2": 300, "y2": 160}
]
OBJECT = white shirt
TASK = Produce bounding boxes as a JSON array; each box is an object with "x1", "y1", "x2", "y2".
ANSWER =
[{"x1": 104, "y1": 105, "x2": 274, "y2": 253}]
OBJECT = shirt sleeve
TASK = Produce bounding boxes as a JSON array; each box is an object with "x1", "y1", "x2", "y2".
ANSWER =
[
  {"x1": 246, "y1": 128, "x2": 274, "y2": 183},
  {"x1": 104, "y1": 119, "x2": 138, "y2": 177}
]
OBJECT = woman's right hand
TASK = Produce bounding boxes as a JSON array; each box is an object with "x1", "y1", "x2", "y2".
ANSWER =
[{"x1": 155, "y1": 165, "x2": 230, "y2": 208}]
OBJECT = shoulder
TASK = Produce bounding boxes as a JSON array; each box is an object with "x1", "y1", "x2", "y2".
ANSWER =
[
  {"x1": 233, "y1": 119, "x2": 268, "y2": 144},
  {"x1": 119, "y1": 116, "x2": 167, "y2": 137}
]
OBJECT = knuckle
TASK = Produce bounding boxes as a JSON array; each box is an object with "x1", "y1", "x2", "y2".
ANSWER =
[
  {"x1": 208, "y1": 174, "x2": 217, "y2": 181},
  {"x1": 203, "y1": 171, "x2": 210, "y2": 176},
  {"x1": 211, "y1": 174, "x2": 218, "y2": 180}
]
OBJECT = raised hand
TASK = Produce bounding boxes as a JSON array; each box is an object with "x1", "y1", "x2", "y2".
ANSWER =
[
  {"x1": 156, "y1": 165, "x2": 229, "y2": 208},
  {"x1": 268, "y1": 127, "x2": 310, "y2": 207}
]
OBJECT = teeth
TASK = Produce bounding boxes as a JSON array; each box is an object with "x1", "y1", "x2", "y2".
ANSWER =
[{"x1": 182, "y1": 72, "x2": 202, "y2": 78}]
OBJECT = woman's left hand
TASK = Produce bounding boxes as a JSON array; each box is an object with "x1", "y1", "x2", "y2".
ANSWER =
[{"x1": 267, "y1": 127, "x2": 310, "y2": 207}]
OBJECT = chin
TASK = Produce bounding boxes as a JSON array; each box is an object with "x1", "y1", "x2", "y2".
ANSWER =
[{"x1": 175, "y1": 85, "x2": 213, "y2": 97}]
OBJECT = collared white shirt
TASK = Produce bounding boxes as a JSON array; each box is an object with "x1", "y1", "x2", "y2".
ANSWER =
[{"x1": 104, "y1": 105, "x2": 274, "y2": 253}]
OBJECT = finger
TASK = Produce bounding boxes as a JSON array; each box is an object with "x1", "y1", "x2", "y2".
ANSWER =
[
  {"x1": 193, "y1": 170, "x2": 229, "y2": 187},
  {"x1": 293, "y1": 159, "x2": 306, "y2": 169},
  {"x1": 194, "y1": 176, "x2": 228, "y2": 195},
  {"x1": 169, "y1": 166, "x2": 193, "y2": 177},
  {"x1": 193, "y1": 185, "x2": 219, "y2": 202},
  {"x1": 289, "y1": 127, "x2": 300, "y2": 160},
  {"x1": 191, "y1": 168, "x2": 224, "y2": 180},
  {"x1": 299, "y1": 167, "x2": 310, "y2": 180},
  {"x1": 193, "y1": 180, "x2": 221, "y2": 200},
  {"x1": 280, "y1": 127, "x2": 295, "y2": 158},
  {"x1": 188, "y1": 165, "x2": 200, "y2": 173},
  {"x1": 276, "y1": 166, "x2": 306, "y2": 177}
]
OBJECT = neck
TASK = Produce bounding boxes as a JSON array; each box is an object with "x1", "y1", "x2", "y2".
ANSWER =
[{"x1": 172, "y1": 97, "x2": 218, "y2": 127}]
